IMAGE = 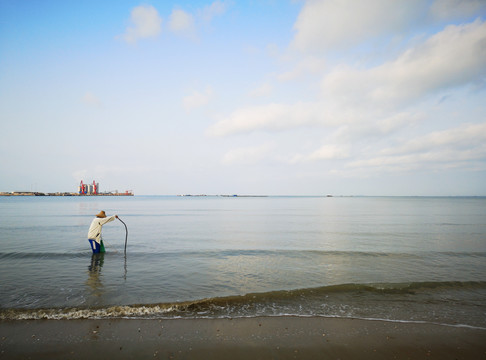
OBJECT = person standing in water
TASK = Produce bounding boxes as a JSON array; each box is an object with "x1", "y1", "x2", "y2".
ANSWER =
[{"x1": 88, "y1": 211, "x2": 118, "y2": 253}]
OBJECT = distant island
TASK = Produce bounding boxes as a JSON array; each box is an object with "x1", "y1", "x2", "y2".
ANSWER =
[{"x1": 178, "y1": 194, "x2": 268, "y2": 197}]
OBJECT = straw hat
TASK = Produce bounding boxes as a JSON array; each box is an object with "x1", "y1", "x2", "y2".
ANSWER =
[{"x1": 96, "y1": 210, "x2": 107, "y2": 218}]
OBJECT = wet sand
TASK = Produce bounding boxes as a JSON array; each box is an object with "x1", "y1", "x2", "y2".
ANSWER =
[{"x1": 1, "y1": 316, "x2": 485, "y2": 359}]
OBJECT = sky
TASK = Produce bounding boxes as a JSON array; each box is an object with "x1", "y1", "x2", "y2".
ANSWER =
[{"x1": 1, "y1": 0, "x2": 485, "y2": 196}]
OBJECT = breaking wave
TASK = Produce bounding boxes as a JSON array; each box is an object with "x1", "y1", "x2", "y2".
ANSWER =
[{"x1": 2, "y1": 281, "x2": 485, "y2": 323}]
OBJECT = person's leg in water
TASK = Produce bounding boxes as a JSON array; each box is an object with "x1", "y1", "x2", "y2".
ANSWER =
[{"x1": 89, "y1": 239, "x2": 101, "y2": 253}]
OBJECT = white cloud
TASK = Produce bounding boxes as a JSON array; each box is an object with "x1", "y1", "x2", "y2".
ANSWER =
[
  {"x1": 209, "y1": 18, "x2": 486, "y2": 138},
  {"x1": 309, "y1": 144, "x2": 349, "y2": 160},
  {"x1": 322, "y1": 20, "x2": 486, "y2": 108},
  {"x1": 206, "y1": 94, "x2": 423, "y2": 138},
  {"x1": 82, "y1": 92, "x2": 102, "y2": 107},
  {"x1": 347, "y1": 122, "x2": 486, "y2": 172},
  {"x1": 383, "y1": 122, "x2": 486, "y2": 156},
  {"x1": 291, "y1": 144, "x2": 350, "y2": 163},
  {"x1": 288, "y1": 111, "x2": 420, "y2": 165},
  {"x1": 168, "y1": 9, "x2": 196, "y2": 38},
  {"x1": 204, "y1": 3, "x2": 486, "y2": 186},
  {"x1": 207, "y1": 102, "x2": 333, "y2": 136},
  {"x1": 169, "y1": 2, "x2": 230, "y2": 38},
  {"x1": 276, "y1": 56, "x2": 327, "y2": 82},
  {"x1": 121, "y1": 5, "x2": 162, "y2": 44},
  {"x1": 120, "y1": 2, "x2": 230, "y2": 43},
  {"x1": 183, "y1": 86, "x2": 214, "y2": 111},
  {"x1": 199, "y1": 1, "x2": 230, "y2": 23},
  {"x1": 292, "y1": 0, "x2": 425, "y2": 52}
]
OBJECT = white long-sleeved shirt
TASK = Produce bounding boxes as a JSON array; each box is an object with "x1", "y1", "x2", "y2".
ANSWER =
[{"x1": 88, "y1": 215, "x2": 116, "y2": 243}]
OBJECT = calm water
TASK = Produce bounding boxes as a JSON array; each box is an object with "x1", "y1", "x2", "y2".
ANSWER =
[{"x1": 0, "y1": 196, "x2": 485, "y2": 327}]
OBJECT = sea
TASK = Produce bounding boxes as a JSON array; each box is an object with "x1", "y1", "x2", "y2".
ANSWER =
[{"x1": 0, "y1": 195, "x2": 485, "y2": 328}]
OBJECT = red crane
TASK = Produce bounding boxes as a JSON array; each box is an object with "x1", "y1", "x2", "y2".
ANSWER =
[{"x1": 79, "y1": 180, "x2": 88, "y2": 194}]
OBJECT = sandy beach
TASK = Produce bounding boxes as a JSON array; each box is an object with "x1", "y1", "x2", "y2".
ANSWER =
[{"x1": 1, "y1": 316, "x2": 485, "y2": 359}]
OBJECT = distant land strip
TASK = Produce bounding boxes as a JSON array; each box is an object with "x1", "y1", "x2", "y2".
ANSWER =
[
  {"x1": 178, "y1": 194, "x2": 268, "y2": 197},
  {"x1": 0, "y1": 191, "x2": 133, "y2": 197}
]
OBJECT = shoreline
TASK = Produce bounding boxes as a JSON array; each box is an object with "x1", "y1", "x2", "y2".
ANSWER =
[{"x1": 1, "y1": 316, "x2": 485, "y2": 359}]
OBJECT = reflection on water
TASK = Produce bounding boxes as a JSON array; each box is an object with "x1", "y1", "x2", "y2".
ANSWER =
[{"x1": 86, "y1": 253, "x2": 104, "y2": 298}]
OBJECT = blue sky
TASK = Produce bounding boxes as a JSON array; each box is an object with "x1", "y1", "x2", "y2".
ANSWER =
[{"x1": 1, "y1": 0, "x2": 485, "y2": 195}]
